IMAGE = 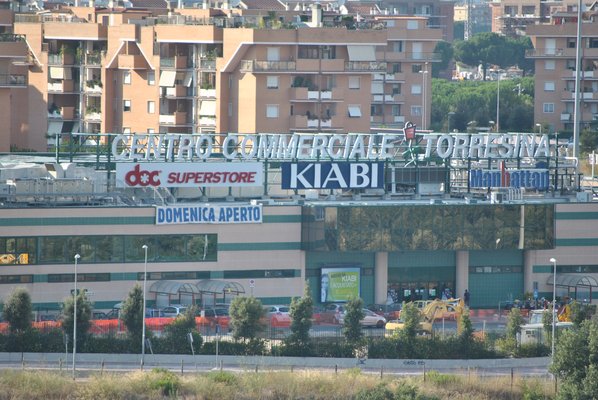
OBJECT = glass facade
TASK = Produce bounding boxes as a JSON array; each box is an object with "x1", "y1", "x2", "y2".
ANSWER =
[
  {"x1": 302, "y1": 204, "x2": 555, "y2": 252},
  {"x1": 0, "y1": 234, "x2": 218, "y2": 265}
]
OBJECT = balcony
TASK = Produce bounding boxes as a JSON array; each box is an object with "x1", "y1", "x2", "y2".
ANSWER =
[
  {"x1": 84, "y1": 111, "x2": 101, "y2": 121},
  {"x1": 199, "y1": 59, "x2": 216, "y2": 70},
  {"x1": 240, "y1": 60, "x2": 296, "y2": 72},
  {"x1": 159, "y1": 111, "x2": 188, "y2": 125},
  {"x1": 560, "y1": 113, "x2": 571, "y2": 121},
  {"x1": 290, "y1": 88, "x2": 342, "y2": 102},
  {"x1": 199, "y1": 116, "x2": 216, "y2": 127},
  {"x1": 291, "y1": 115, "x2": 336, "y2": 130},
  {"x1": 48, "y1": 53, "x2": 75, "y2": 66},
  {"x1": 48, "y1": 80, "x2": 75, "y2": 92},
  {"x1": 345, "y1": 61, "x2": 387, "y2": 71},
  {"x1": 0, "y1": 74, "x2": 27, "y2": 87},
  {"x1": 165, "y1": 85, "x2": 189, "y2": 97},
  {"x1": 84, "y1": 82, "x2": 103, "y2": 94},
  {"x1": 160, "y1": 55, "x2": 189, "y2": 69},
  {"x1": 199, "y1": 88, "x2": 216, "y2": 98},
  {"x1": 84, "y1": 52, "x2": 102, "y2": 66}
]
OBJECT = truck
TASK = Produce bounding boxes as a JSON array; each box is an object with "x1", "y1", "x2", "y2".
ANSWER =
[
  {"x1": 519, "y1": 309, "x2": 573, "y2": 345},
  {"x1": 385, "y1": 298, "x2": 465, "y2": 336}
]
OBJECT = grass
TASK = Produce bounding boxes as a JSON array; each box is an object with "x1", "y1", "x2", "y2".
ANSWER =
[{"x1": 0, "y1": 369, "x2": 555, "y2": 400}]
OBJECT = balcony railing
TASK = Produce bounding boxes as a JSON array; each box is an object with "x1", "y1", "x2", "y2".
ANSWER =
[
  {"x1": 345, "y1": 61, "x2": 387, "y2": 71},
  {"x1": 0, "y1": 74, "x2": 26, "y2": 86},
  {"x1": 200, "y1": 59, "x2": 216, "y2": 69},
  {"x1": 0, "y1": 33, "x2": 25, "y2": 42},
  {"x1": 240, "y1": 60, "x2": 296, "y2": 72}
]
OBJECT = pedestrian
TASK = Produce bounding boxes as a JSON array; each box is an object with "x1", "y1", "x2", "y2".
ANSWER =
[{"x1": 464, "y1": 289, "x2": 470, "y2": 306}]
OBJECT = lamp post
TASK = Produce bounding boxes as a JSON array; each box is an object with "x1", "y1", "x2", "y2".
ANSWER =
[
  {"x1": 141, "y1": 244, "x2": 148, "y2": 369},
  {"x1": 448, "y1": 111, "x2": 455, "y2": 132},
  {"x1": 73, "y1": 253, "x2": 80, "y2": 380},
  {"x1": 419, "y1": 63, "x2": 429, "y2": 130},
  {"x1": 550, "y1": 257, "x2": 557, "y2": 360},
  {"x1": 496, "y1": 72, "x2": 501, "y2": 132},
  {"x1": 536, "y1": 123, "x2": 542, "y2": 134}
]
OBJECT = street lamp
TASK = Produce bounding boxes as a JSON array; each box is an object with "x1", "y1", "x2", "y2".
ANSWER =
[
  {"x1": 496, "y1": 72, "x2": 501, "y2": 132},
  {"x1": 448, "y1": 111, "x2": 455, "y2": 132},
  {"x1": 536, "y1": 123, "x2": 543, "y2": 134},
  {"x1": 73, "y1": 253, "x2": 80, "y2": 380},
  {"x1": 419, "y1": 63, "x2": 429, "y2": 130},
  {"x1": 141, "y1": 244, "x2": 148, "y2": 369},
  {"x1": 550, "y1": 257, "x2": 557, "y2": 360}
]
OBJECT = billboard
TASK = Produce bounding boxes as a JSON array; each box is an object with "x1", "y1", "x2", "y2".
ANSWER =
[
  {"x1": 321, "y1": 267, "x2": 361, "y2": 303},
  {"x1": 116, "y1": 162, "x2": 263, "y2": 188},
  {"x1": 156, "y1": 204, "x2": 262, "y2": 225},
  {"x1": 281, "y1": 162, "x2": 384, "y2": 189}
]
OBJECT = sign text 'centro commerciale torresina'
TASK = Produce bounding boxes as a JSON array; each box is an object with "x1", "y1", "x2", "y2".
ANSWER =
[{"x1": 111, "y1": 133, "x2": 552, "y2": 162}]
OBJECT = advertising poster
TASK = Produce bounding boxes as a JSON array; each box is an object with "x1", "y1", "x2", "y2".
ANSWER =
[{"x1": 320, "y1": 267, "x2": 360, "y2": 303}]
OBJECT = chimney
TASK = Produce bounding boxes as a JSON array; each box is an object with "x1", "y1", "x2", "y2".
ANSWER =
[{"x1": 311, "y1": 3, "x2": 322, "y2": 27}]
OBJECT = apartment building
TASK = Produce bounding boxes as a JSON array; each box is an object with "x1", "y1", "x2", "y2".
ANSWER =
[
  {"x1": 489, "y1": 0, "x2": 595, "y2": 38},
  {"x1": 525, "y1": 10, "x2": 598, "y2": 132},
  {"x1": 0, "y1": 0, "x2": 28, "y2": 152},
  {"x1": 9, "y1": 4, "x2": 441, "y2": 151}
]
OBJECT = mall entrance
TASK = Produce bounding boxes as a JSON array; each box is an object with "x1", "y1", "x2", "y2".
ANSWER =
[{"x1": 387, "y1": 266, "x2": 455, "y2": 303}]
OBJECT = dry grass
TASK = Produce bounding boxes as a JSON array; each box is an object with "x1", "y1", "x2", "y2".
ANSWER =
[{"x1": 0, "y1": 369, "x2": 555, "y2": 400}]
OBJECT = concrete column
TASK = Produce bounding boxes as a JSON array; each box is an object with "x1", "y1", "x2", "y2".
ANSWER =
[
  {"x1": 375, "y1": 252, "x2": 388, "y2": 304},
  {"x1": 523, "y1": 250, "x2": 535, "y2": 295},
  {"x1": 455, "y1": 250, "x2": 469, "y2": 299}
]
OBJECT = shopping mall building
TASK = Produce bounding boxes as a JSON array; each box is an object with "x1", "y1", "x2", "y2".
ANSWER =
[{"x1": 0, "y1": 131, "x2": 596, "y2": 314}]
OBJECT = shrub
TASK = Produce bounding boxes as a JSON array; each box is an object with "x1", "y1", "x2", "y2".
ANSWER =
[
  {"x1": 149, "y1": 368, "x2": 180, "y2": 396},
  {"x1": 207, "y1": 371, "x2": 237, "y2": 385}
]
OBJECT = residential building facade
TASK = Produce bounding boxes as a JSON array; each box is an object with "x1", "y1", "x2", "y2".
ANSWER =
[{"x1": 8, "y1": 4, "x2": 441, "y2": 152}]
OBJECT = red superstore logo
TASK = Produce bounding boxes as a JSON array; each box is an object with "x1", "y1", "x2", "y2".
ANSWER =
[{"x1": 124, "y1": 165, "x2": 161, "y2": 187}]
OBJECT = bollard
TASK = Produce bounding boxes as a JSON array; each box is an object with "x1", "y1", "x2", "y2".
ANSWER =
[
  {"x1": 510, "y1": 368, "x2": 514, "y2": 391},
  {"x1": 423, "y1": 364, "x2": 426, "y2": 382},
  {"x1": 101, "y1": 360, "x2": 105, "y2": 376},
  {"x1": 380, "y1": 366, "x2": 383, "y2": 379},
  {"x1": 255, "y1": 365, "x2": 258, "y2": 373},
  {"x1": 59, "y1": 358, "x2": 63, "y2": 372},
  {"x1": 220, "y1": 360, "x2": 223, "y2": 371},
  {"x1": 181, "y1": 359, "x2": 184, "y2": 375},
  {"x1": 335, "y1": 364, "x2": 338, "y2": 374}
]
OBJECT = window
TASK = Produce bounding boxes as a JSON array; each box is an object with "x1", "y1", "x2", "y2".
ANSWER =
[
  {"x1": 392, "y1": 105, "x2": 401, "y2": 116},
  {"x1": 543, "y1": 103, "x2": 554, "y2": 113},
  {"x1": 545, "y1": 60, "x2": 555, "y2": 70},
  {"x1": 412, "y1": 64, "x2": 422, "y2": 73},
  {"x1": 590, "y1": 38, "x2": 598, "y2": 49},
  {"x1": 147, "y1": 101, "x2": 155, "y2": 114},
  {"x1": 407, "y1": 20, "x2": 418, "y2": 30},
  {"x1": 123, "y1": 100, "x2": 131, "y2": 112},
  {"x1": 147, "y1": 71, "x2": 155, "y2": 85},
  {"x1": 266, "y1": 47, "x2": 280, "y2": 61},
  {"x1": 411, "y1": 105, "x2": 422, "y2": 116},
  {"x1": 266, "y1": 104, "x2": 279, "y2": 118},
  {"x1": 393, "y1": 41, "x2": 403, "y2": 52},
  {"x1": 347, "y1": 105, "x2": 361, "y2": 118},
  {"x1": 544, "y1": 81, "x2": 555, "y2": 92},
  {"x1": 392, "y1": 63, "x2": 402, "y2": 73},
  {"x1": 266, "y1": 76, "x2": 279, "y2": 89},
  {"x1": 147, "y1": 128, "x2": 155, "y2": 134},
  {"x1": 392, "y1": 84, "x2": 401, "y2": 95},
  {"x1": 348, "y1": 76, "x2": 360, "y2": 89},
  {"x1": 411, "y1": 84, "x2": 422, "y2": 95},
  {"x1": 567, "y1": 38, "x2": 576, "y2": 48},
  {"x1": 123, "y1": 70, "x2": 131, "y2": 84}
]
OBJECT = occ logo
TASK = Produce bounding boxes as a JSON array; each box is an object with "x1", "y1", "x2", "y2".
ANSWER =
[{"x1": 124, "y1": 164, "x2": 161, "y2": 187}]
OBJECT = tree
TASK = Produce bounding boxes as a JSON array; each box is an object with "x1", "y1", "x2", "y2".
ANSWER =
[
  {"x1": 498, "y1": 308, "x2": 524, "y2": 356},
  {"x1": 160, "y1": 306, "x2": 202, "y2": 354},
  {"x1": 399, "y1": 302, "x2": 421, "y2": 340},
  {"x1": 342, "y1": 297, "x2": 365, "y2": 348},
  {"x1": 580, "y1": 127, "x2": 598, "y2": 155},
  {"x1": 229, "y1": 296, "x2": 265, "y2": 342},
  {"x1": 550, "y1": 320, "x2": 598, "y2": 399},
  {"x1": 454, "y1": 33, "x2": 528, "y2": 80},
  {"x1": 431, "y1": 41, "x2": 453, "y2": 78},
  {"x1": 285, "y1": 284, "x2": 313, "y2": 354},
  {"x1": 61, "y1": 290, "x2": 93, "y2": 350},
  {"x1": 3, "y1": 287, "x2": 32, "y2": 333},
  {"x1": 120, "y1": 284, "x2": 144, "y2": 349}
]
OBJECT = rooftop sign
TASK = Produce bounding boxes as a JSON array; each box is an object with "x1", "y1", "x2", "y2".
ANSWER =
[{"x1": 111, "y1": 133, "x2": 551, "y2": 162}]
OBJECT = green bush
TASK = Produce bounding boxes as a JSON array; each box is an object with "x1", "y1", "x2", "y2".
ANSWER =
[
  {"x1": 354, "y1": 383, "x2": 394, "y2": 400},
  {"x1": 149, "y1": 368, "x2": 180, "y2": 396},
  {"x1": 516, "y1": 343, "x2": 550, "y2": 358},
  {"x1": 207, "y1": 370, "x2": 237, "y2": 385},
  {"x1": 83, "y1": 335, "x2": 133, "y2": 354}
]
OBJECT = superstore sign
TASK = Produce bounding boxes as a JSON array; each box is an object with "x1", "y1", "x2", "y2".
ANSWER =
[
  {"x1": 116, "y1": 162, "x2": 263, "y2": 188},
  {"x1": 112, "y1": 133, "x2": 551, "y2": 161}
]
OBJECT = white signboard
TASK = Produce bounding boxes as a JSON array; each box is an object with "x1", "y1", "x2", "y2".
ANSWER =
[
  {"x1": 116, "y1": 162, "x2": 263, "y2": 188},
  {"x1": 155, "y1": 204, "x2": 262, "y2": 225}
]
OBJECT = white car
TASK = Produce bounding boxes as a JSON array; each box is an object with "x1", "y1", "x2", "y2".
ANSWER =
[
  {"x1": 162, "y1": 305, "x2": 188, "y2": 317},
  {"x1": 338, "y1": 308, "x2": 387, "y2": 328}
]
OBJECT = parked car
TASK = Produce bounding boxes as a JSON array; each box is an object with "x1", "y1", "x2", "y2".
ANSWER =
[
  {"x1": 197, "y1": 307, "x2": 230, "y2": 330},
  {"x1": 92, "y1": 311, "x2": 108, "y2": 320},
  {"x1": 338, "y1": 308, "x2": 387, "y2": 328},
  {"x1": 264, "y1": 305, "x2": 292, "y2": 328},
  {"x1": 162, "y1": 305, "x2": 188, "y2": 317},
  {"x1": 319, "y1": 303, "x2": 345, "y2": 324},
  {"x1": 145, "y1": 308, "x2": 165, "y2": 318}
]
